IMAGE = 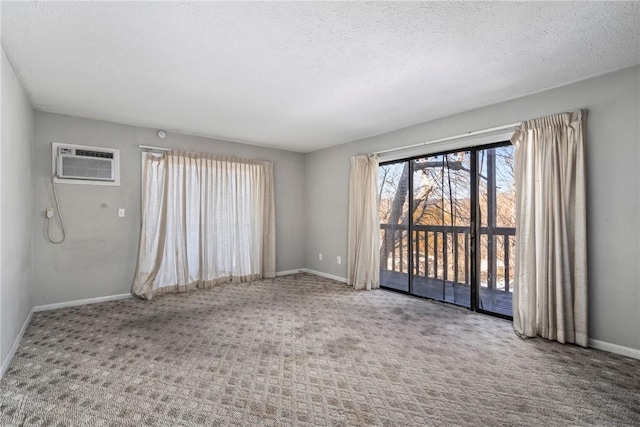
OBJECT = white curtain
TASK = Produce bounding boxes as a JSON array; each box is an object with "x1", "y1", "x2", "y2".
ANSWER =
[
  {"x1": 348, "y1": 154, "x2": 380, "y2": 290},
  {"x1": 132, "y1": 151, "x2": 275, "y2": 300},
  {"x1": 511, "y1": 110, "x2": 588, "y2": 346}
]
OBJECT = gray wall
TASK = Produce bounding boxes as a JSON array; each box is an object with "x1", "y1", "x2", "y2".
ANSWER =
[
  {"x1": 32, "y1": 112, "x2": 305, "y2": 306},
  {"x1": 304, "y1": 66, "x2": 640, "y2": 351},
  {"x1": 1, "y1": 49, "x2": 34, "y2": 368}
]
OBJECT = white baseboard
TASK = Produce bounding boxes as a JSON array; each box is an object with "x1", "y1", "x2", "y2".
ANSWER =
[
  {"x1": 589, "y1": 339, "x2": 640, "y2": 360},
  {"x1": 300, "y1": 268, "x2": 348, "y2": 284},
  {"x1": 33, "y1": 293, "x2": 133, "y2": 312},
  {"x1": 275, "y1": 270, "x2": 300, "y2": 277},
  {"x1": 1, "y1": 308, "x2": 33, "y2": 379}
]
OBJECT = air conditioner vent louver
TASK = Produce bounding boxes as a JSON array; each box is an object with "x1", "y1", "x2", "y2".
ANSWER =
[
  {"x1": 52, "y1": 142, "x2": 120, "y2": 186},
  {"x1": 74, "y1": 149, "x2": 114, "y2": 159},
  {"x1": 60, "y1": 156, "x2": 114, "y2": 181}
]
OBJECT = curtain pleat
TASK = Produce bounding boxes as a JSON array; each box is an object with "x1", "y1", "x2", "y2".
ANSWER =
[
  {"x1": 511, "y1": 110, "x2": 588, "y2": 346},
  {"x1": 131, "y1": 153, "x2": 167, "y2": 300},
  {"x1": 262, "y1": 162, "x2": 276, "y2": 278},
  {"x1": 132, "y1": 151, "x2": 276, "y2": 300},
  {"x1": 348, "y1": 154, "x2": 381, "y2": 290}
]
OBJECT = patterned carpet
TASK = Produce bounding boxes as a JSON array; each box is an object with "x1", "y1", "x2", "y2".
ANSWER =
[{"x1": 1, "y1": 273, "x2": 638, "y2": 426}]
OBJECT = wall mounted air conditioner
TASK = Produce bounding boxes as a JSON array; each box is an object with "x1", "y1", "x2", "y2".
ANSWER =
[{"x1": 52, "y1": 142, "x2": 120, "y2": 186}]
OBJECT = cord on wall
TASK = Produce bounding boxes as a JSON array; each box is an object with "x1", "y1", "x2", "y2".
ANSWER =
[{"x1": 46, "y1": 176, "x2": 66, "y2": 244}]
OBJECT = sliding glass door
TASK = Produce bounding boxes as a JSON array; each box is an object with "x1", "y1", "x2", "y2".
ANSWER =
[
  {"x1": 379, "y1": 162, "x2": 410, "y2": 292},
  {"x1": 410, "y1": 152, "x2": 472, "y2": 307},
  {"x1": 379, "y1": 143, "x2": 515, "y2": 318},
  {"x1": 476, "y1": 146, "x2": 516, "y2": 317}
]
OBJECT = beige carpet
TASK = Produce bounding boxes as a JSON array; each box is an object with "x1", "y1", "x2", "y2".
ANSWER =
[{"x1": 1, "y1": 273, "x2": 638, "y2": 426}]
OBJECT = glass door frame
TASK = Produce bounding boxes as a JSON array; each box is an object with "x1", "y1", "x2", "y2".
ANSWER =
[{"x1": 379, "y1": 140, "x2": 513, "y2": 321}]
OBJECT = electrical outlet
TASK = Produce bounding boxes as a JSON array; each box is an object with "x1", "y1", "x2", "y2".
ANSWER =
[
  {"x1": 118, "y1": 208, "x2": 125, "y2": 218},
  {"x1": 45, "y1": 207, "x2": 54, "y2": 218},
  {"x1": 319, "y1": 253, "x2": 323, "y2": 260},
  {"x1": 337, "y1": 256, "x2": 341, "y2": 264}
]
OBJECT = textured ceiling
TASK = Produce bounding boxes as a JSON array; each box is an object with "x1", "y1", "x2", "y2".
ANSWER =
[{"x1": 2, "y1": 2, "x2": 639, "y2": 152}]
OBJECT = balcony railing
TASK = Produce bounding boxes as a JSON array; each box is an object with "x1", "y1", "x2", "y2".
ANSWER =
[{"x1": 380, "y1": 223, "x2": 516, "y2": 292}]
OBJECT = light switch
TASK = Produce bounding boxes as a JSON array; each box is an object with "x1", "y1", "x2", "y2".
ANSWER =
[{"x1": 118, "y1": 208, "x2": 125, "y2": 218}]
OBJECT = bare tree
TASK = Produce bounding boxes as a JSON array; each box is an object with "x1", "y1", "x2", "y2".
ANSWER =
[{"x1": 379, "y1": 158, "x2": 467, "y2": 269}]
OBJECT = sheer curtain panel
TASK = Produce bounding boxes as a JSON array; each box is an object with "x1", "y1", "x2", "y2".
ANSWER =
[
  {"x1": 348, "y1": 154, "x2": 380, "y2": 290},
  {"x1": 131, "y1": 152, "x2": 167, "y2": 300},
  {"x1": 511, "y1": 110, "x2": 588, "y2": 346},
  {"x1": 132, "y1": 151, "x2": 275, "y2": 300}
]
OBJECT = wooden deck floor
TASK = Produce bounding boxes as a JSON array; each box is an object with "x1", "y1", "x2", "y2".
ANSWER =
[{"x1": 380, "y1": 270, "x2": 513, "y2": 317}]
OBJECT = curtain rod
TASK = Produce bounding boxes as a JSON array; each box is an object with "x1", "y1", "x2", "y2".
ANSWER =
[
  {"x1": 373, "y1": 122, "x2": 521, "y2": 156},
  {"x1": 139, "y1": 145, "x2": 170, "y2": 152}
]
